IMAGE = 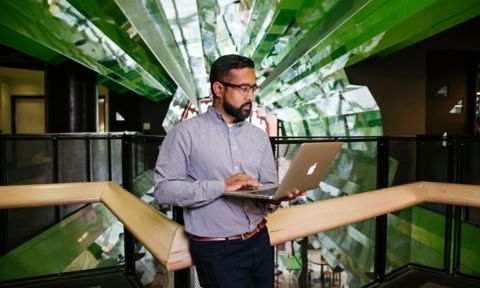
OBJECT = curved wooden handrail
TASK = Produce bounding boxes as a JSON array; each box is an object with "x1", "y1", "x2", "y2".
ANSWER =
[
  {"x1": 0, "y1": 181, "x2": 187, "y2": 270},
  {"x1": 1, "y1": 181, "x2": 480, "y2": 271}
]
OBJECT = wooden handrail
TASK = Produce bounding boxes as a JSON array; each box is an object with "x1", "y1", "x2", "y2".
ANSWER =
[
  {"x1": 0, "y1": 181, "x2": 186, "y2": 270},
  {"x1": 1, "y1": 181, "x2": 480, "y2": 271}
]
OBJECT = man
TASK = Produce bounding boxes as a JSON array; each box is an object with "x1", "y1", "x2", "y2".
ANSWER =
[{"x1": 154, "y1": 54, "x2": 302, "y2": 287}]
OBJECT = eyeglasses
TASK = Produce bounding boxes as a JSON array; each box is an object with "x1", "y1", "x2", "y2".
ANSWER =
[{"x1": 217, "y1": 80, "x2": 259, "y2": 94}]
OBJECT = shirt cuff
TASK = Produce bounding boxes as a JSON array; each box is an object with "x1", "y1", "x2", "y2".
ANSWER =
[{"x1": 208, "y1": 180, "x2": 226, "y2": 199}]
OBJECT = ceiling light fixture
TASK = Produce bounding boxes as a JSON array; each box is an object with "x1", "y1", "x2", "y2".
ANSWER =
[{"x1": 74, "y1": 39, "x2": 87, "y2": 46}]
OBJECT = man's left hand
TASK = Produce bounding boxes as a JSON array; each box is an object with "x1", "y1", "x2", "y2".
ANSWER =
[{"x1": 267, "y1": 188, "x2": 306, "y2": 205}]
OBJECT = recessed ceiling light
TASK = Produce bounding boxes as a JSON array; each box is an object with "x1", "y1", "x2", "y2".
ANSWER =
[{"x1": 74, "y1": 39, "x2": 87, "y2": 46}]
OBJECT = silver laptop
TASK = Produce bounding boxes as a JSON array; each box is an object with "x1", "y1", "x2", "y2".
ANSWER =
[{"x1": 224, "y1": 142, "x2": 343, "y2": 200}]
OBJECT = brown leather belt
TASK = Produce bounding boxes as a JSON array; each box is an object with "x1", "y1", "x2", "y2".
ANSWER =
[{"x1": 190, "y1": 219, "x2": 267, "y2": 241}]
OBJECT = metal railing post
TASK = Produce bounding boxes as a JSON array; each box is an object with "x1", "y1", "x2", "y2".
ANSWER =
[
  {"x1": 107, "y1": 135, "x2": 113, "y2": 181},
  {"x1": 452, "y1": 137, "x2": 464, "y2": 276},
  {"x1": 443, "y1": 136, "x2": 457, "y2": 275},
  {"x1": 452, "y1": 205, "x2": 464, "y2": 276},
  {"x1": 53, "y1": 135, "x2": 61, "y2": 222},
  {"x1": 122, "y1": 134, "x2": 136, "y2": 276},
  {"x1": 86, "y1": 136, "x2": 91, "y2": 182},
  {"x1": 374, "y1": 136, "x2": 389, "y2": 282},
  {"x1": 443, "y1": 204, "x2": 453, "y2": 274}
]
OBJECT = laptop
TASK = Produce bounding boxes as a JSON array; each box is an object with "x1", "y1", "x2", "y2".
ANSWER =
[{"x1": 224, "y1": 142, "x2": 343, "y2": 200}]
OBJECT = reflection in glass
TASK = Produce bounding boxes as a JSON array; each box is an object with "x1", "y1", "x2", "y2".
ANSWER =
[
  {"x1": 460, "y1": 207, "x2": 480, "y2": 277},
  {"x1": 130, "y1": 152, "x2": 172, "y2": 286},
  {"x1": 275, "y1": 141, "x2": 383, "y2": 287},
  {"x1": 0, "y1": 204, "x2": 122, "y2": 282},
  {"x1": 162, "y1": 88, "x2": 195, "y2": 132}
]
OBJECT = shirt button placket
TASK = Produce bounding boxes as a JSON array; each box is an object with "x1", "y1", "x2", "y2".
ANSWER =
[{"x1": 230, "y1": 128, "x2": 240, "y2": 173}]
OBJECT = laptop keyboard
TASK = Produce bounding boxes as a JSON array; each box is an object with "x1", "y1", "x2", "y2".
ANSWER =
[{"x1": 251, "y1": 187, "x2": 277, "y2": 196}]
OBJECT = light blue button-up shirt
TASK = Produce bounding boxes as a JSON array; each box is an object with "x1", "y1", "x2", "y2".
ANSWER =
[{"x1": 154, "y1": 106, "x2": 277, "y2": 237}]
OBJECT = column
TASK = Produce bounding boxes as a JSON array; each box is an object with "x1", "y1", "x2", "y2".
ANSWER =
[{"x1": 44, "y1": 61, "x2": 98, "y2": 132}]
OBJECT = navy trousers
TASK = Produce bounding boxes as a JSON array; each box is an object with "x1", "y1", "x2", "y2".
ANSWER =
[{"x1": 189, "y1": 227, "x2": 274, "y2": 288}]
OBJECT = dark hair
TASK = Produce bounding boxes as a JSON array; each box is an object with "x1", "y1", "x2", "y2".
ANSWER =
[{"x1": 210, "y1": 54, "x2": 255, "y2": 97}]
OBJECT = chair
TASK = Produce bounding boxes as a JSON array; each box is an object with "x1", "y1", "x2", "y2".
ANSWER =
[
  {"x1": 308, "y1": 254, "x2": 330, "y2": 286},
  {"x1": 279, "y1": 254, "x2": 302, "y2": 288},
  {"x1": 323, "y1": 268, "x2": 333, "y2": 287},
  {"x1": 332, "y1": 265, "x2": 344, "y2": 287}
]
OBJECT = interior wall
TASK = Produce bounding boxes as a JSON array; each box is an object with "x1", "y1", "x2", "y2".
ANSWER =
[
  {"x1": 9, "y1": 75, "x2": 43, "y2": 95},
  {"x1": 14, "y1": 98, "x2": 45, "y2": 133},
  {"x1": 140, "y1": 97, "x2": 171, "y2": 135},
  {"x1": 425, "y1": 51, "x2": 477, "y2": 135},
  {"x1": 109, "y1": 89, "x2": 171, "y2": 134},
  {"x1": 346, "y1": 48, "x2": 426, "y2": 135},
  {"x1": 109, "y1": 91, "x2": 142, "y2": 132},
  {"x1": 0, "y1": 68, "x2": 44, "y2": 134},
  {"x1": 0, "y1": 81, "x2": 12, "y2": 133},
  {"x1": 345, "y1": 16, "x2": 480, "y2": 136},
  {"x1": 0, "y1": 67, "x2": 111, "y2": 134}
]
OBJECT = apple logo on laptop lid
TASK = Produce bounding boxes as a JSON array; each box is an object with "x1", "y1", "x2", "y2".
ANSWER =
[{"x1": 307, "y1": 162, "x2": 317, "y2": 175}]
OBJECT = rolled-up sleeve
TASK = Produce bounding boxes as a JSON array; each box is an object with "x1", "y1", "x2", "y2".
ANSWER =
[
  {"x1": 258, "y1": 135, "x2": 277, "y2": 185},
  {"x1": 255, "y1": 135, "x2": 279, "y2": 215},
  {"x1": 154, "y1": 126, "x2": 225, "y2": 208}
]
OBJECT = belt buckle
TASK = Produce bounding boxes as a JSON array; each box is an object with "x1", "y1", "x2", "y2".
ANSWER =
[
  {"x1": 241, "y1": 231, "x2": 250, "y2": 240},
  {"x1": 241, "y1": 228, "x2": 256, "y2": 240}
]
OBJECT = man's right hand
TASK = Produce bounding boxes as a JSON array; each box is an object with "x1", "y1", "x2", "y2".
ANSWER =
[{"x1": 225, "y1": 173, "x2": 262, "y2": 192}]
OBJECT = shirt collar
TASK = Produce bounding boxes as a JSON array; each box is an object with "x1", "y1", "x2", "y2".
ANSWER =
[{"x1": 207, "y1": 106, "x2": 246, "y2": 127}]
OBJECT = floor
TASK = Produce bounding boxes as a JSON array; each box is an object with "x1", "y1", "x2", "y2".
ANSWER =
[
  {"x1": 0, "y1": 271, "x2": 140, "y2": 288},
  {"x1": 275, "y1": 269, "x2": 342, "y2": 288},
  {"x1": 375, "y1": 267, "x2": 480, "y2": 288},
  {"x1": 10, "y1": 266, "x2": 479, "y2": 288}
]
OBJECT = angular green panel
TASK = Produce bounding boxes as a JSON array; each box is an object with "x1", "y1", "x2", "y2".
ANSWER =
[
  {"x1": 460, "y1": 217, "x2": 480, "y2": 277},
  {"x1": 387, "y1": 206, "x2": 446, "y2": 273},
  {"x1": 241, "y1": 0, "x2": 277, "y2": 57},
  {"x1": 295, "y1": 0, "x2": 339, "y2": 32},
  {"x1": 263, "y1": 0, "x2": 479, "y2": 89},
  {"x1": 288, "y1": 0, "x2": 439, "y2": 82},
  {"x1": 67, "y1": 0, "x2": 176, "y2": 94},
  {"x1": 157, "y1": 0, "x2": 210, "y2": 100},
  {"x1": 98, "y1": 75, "x2": 129, "y2": 94},
  {"x1": 256, "y1": 0, "x2": 343, "y2": 74},
  {"x1": 387, "y1": 203, "x2": 480, "y2": 276},
  {"x1": 250, "y1": 0, "x2": 305, "y2": 63},
  {"x1": 372, "y1": 0, "x2": 480, "y2": 59},
  {"x1": 0, "y1": 25, "x2": 66, "y2": 64},
  {"x1": 114, "y1": 0, "x2": 198, "y2": 106},
  {"x1": 259, "y1": 0, "x2": 369, "y2": 88},
  {"x1": 0, "y1": 0, "x2": 174, "y2": 102},
  {"x1": 196, "y1": 0, "x2": 219, "y2": 66},
  {"x1": 2, "y1": 0, "x2": 476, "y2": 116}
]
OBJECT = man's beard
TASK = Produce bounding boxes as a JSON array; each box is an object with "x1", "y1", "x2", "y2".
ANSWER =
[{"x1": 223, "y1": 97, "x2": 252, "y2": 123}]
